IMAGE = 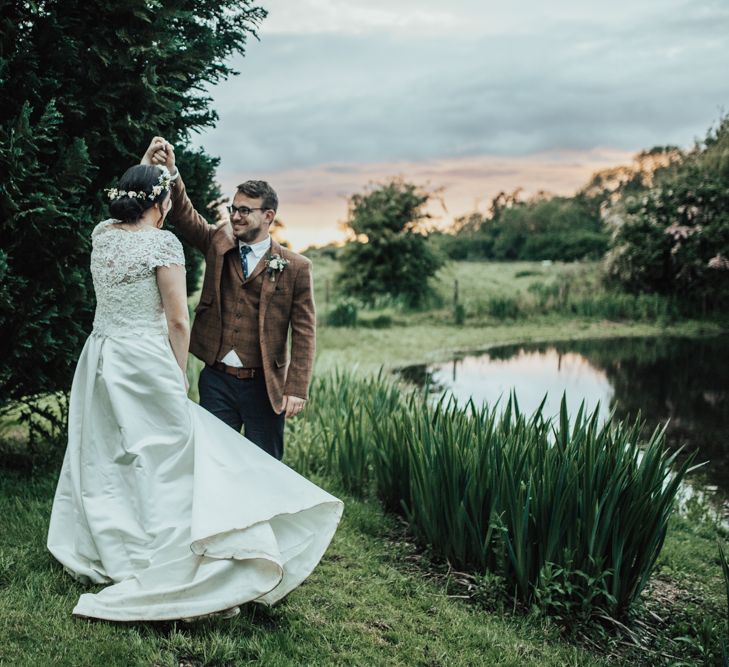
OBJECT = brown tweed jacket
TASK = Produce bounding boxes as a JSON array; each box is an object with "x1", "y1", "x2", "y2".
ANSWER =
[{"x1": 169, "y1": 176, "x2": 316, "y2": 414}]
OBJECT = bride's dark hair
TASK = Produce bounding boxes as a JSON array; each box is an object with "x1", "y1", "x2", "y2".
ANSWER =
[{"x1": 108, "y1": 165, "x2": 169, "y2": 222}]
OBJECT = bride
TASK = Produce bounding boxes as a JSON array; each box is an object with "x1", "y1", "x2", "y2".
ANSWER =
[{"x1": 46, "y1": 164, "x2": 343, "y2": 622}]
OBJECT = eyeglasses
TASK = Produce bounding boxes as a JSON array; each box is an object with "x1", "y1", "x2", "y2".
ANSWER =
[{"x1": 227, "y1": 205, "x2": 266, "y2": 217}]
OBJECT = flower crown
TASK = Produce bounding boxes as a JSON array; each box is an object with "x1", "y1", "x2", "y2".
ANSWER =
[{"x1": 105, "y1": 167, "x2": 173, "y2": 202}]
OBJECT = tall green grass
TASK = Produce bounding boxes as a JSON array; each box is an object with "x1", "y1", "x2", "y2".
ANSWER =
[
  {"x1": 294, "y1": 371, "x2": 694, "y2": 621},
  {"x1": 719, "y1": 541, "x2": 729, "y2": 665}
]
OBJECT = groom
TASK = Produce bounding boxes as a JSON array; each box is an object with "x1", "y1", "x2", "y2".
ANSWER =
[{"x1": 142, "y1": 137, "x2": 315, "y2": 461}]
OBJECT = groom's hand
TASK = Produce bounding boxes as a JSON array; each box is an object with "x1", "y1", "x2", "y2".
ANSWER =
[
  {"x1": 141, "y1": 137, "x2": 176, "y2": 172},
  {"x1": 282, "y1": 395, "x2": 306, "y2": 418}
]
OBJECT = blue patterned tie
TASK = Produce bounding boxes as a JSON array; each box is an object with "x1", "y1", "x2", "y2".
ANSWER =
[{"x1": 239, "y1": 244, "x2": 252, "y2": 279}]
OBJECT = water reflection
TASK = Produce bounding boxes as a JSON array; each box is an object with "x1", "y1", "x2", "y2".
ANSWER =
[{"x1": 396, "y1": 336, "x2": 729, "y2": 508}]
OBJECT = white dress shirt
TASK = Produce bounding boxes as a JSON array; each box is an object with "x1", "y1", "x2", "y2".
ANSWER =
[{"x1": 219, "y1": 235, "x2": 272, "y2": 367}]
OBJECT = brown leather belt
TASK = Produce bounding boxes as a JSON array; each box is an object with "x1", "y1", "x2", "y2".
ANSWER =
[{"x1": 211, "y1": 362, "x2": 262, "y2": 379}]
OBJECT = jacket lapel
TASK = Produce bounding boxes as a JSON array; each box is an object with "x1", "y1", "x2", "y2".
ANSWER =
[{"x1": 259, "y1": 239, "x2": 283, "y2": 323}]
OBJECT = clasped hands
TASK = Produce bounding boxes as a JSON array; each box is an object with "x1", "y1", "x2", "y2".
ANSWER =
[{"x1": 141, "y1": 136, "x2": 175, "y2": 172}]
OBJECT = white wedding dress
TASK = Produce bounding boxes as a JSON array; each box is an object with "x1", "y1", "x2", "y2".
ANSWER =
[{"x1": 47, "y1": 220, "x2": 343, "y2": 621}]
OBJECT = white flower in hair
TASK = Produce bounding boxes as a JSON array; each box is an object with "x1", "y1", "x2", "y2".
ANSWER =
[
  {"x1": 104, "y1": 165, "x2": 174, "y2": 202},
  {"x1": 156, "y1": 166, "x2": 173, "y2": 191}
]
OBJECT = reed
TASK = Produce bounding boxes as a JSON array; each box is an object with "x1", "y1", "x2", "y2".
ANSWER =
[
  {"x1": 719, "y1": 541, "x2": 729, "y2": 665},
  {"x1": 295, "y1": 371, "x2": 694, "y2": 620}
]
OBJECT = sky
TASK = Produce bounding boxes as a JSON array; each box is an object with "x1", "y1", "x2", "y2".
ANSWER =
[{"x1": 192, "y1": 0, "x2": 729, "y2": 250}]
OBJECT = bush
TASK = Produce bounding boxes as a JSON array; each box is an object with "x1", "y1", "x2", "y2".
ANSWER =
[
  {"x1": 434, "y1": 194, "x2": 606, "y2": 262},
  {"x1": 522, "y1": 231, "x2": 608, "y2": 261},
  {"x1": 360, "y1": 314, "x2": 393, "y2": 329},
  {"x1": 605, "y1": 116, "x2": 729, "y2": 310},
  {"x1": 486, "y1": 295, "x2": 521, "y2": 319},
  {"x1": 326, "y1": 301, "x2": 358, "y2": 327},
  {"x1": 453, "y1": 303, "x2": 466, "y2": 325}
]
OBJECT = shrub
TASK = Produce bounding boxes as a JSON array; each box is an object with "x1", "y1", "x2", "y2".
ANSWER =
[
  {"x1": 522, "y1": 231, "x2": 608, "y2": 261},
  {"x1": 487, "y1": 295, "x2": 521, "y2": 319},
  {"x1": 605, "y1": 116, "x2": 729, "y2": 311},
  {"x1": 453, "y1": 303, "x2": 466, "y2": 325},
  {"x1": 360, "y1": 314, "x2": 393, "y2": 329},
  {"x1": 326, "y1": 301, "x2": 358, "y2": 327}
]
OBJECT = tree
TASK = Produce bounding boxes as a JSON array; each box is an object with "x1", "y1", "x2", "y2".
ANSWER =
[
  {"x1": 337, "y1": 179, "x2": 442, "y2": 307},
  {"x1": 434, "y1": 188, "x2": 606, "y2": 262},
  {"x1": 0, "y1": 0, "x2": 266, "y2": 433},
  {"x1": 605, "y1": 117, "x2": 729, "y2": 311}
]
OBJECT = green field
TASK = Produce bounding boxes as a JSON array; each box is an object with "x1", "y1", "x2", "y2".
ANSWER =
[{"x1": 310, "y1": 258, "x2": 722, "y2": 372}]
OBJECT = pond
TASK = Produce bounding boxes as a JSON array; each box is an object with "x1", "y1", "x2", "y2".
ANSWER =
[{"x1": 396, "y1": 336, "x2": 729, "y2": 515}]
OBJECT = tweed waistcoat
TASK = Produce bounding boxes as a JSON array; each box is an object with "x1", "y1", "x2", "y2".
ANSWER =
[{"x1": 218, "y1": 250, "x2": 264, "y2": 367}]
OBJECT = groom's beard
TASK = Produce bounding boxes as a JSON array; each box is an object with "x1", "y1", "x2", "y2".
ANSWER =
[
  {"x1": 234, "y1": 227, "x2": 263, "y2": 243},
  {"x1": 232, "y1": 221, "x2": 266, "y2": 244}
]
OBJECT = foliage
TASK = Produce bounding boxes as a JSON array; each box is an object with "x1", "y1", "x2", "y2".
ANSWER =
[
  {"x1": 326, "y1": 300, "x2": 358, "y2": 327},
  {"x1": 0, "y1": 0, "x2": 266, "y2": 424},
  {"x1": 432, "y1": 193, "x2": 607, "y2": 262},
  {"x1": 338, "y1": 179, "x2": 443, "y2": 307},
  {"x1": 360, "y1": 314, "x2": 393, "y2": 329},
  {"x1": 298, "y1": 371, "x2": 694, "y2": 622},
  {"x1": 605, "y1": 116, "x2": 729, "y2": 310},
  {"x1": 453, "y1": 303, "x2": 466, "y2": 325},
  {"x1": 720, "y1": 541, "x2": 729, "y2": 664},
  {"x1": 485, "y1": 295, "x2": 522, "y2": 319}
]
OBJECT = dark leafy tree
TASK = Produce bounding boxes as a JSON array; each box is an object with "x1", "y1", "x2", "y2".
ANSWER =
[
  {"x1": 432, "y1": 189, "x2": 606, "y2": 262},
  {"x1": 0, "y1": 0, "x2": 266, "y2": 436},
  {"x1": 605, "y1": 117, "x2": 729, "y2": 311},
  {"x1": 338, "y1": 179, "x2": 442, "y2": 308}
]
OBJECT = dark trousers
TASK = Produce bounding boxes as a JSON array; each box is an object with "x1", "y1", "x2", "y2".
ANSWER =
[{"x1": 198, "y1": 365, "x2": 285, "y2": 460}]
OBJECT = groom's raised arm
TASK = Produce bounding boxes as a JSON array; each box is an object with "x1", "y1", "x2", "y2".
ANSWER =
[
  {"x1": 167, "y1": 175, "x2": 217, "y2": 255},
  {"x1": 141, "y1": 137, "x2": 216, "y2": 254}
]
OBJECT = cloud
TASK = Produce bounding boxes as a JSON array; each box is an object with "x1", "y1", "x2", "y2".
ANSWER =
[
  {"x1": 258, "y1": 0, "x2": 466, "y2": 36},
  {"x1": 186, "y1": 1, "x2": 729, "y2": 249},
  {"x1": 195, "y1": 0, "x2": 729, "y2": 173}
]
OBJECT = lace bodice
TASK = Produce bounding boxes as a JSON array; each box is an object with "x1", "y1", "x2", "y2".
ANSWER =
[{"x1": 91, "y1": 219, "x2": 186, "y2": 336}]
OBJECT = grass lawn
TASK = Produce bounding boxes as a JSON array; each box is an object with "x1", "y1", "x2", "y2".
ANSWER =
[{"x1": 1, "y1": 469, "x2": 613, "y2": 667}]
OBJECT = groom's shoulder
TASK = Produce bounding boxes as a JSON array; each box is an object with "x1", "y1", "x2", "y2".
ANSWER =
[{"x1": 207, "y1": 220, "x2": 234, "y2": 247}]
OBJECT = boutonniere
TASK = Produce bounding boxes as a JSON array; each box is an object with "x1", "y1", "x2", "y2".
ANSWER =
[{"x1": 265, "y1": 253, "x2": 289, "y2": 282}]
